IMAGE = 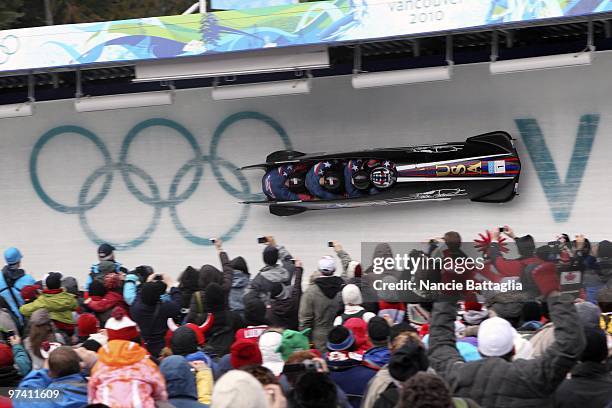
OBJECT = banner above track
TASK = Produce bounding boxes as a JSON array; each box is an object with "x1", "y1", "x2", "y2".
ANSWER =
[{"x1": 0, "y1": 0, "x2": 610, "y2": 74}]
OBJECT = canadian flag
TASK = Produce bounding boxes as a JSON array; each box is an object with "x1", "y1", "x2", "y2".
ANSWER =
[{"x1": 560, "y1": 271, "x2": 581, "y2": 285}]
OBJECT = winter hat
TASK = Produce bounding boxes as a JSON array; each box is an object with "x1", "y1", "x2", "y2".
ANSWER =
[
  {"x1": 581, "y1": 327, "x2": 608, "y2": 362},
  {"x1": 230, "y1": 256, "x2": 249, "y2": 275},
  {"x1": 318, "y1": 255, "x2": 336, "y2": 276},
  {"x1": 478, "y1": 316, "x2": 515, "y2": 357},
  {"x1": 464, "y1": 293, "x2": 482, "y2": 311},
  {"x1": 388, "y1": 342, "x2": 429, "y2": 382},
  {"x1": 30, "y1": 308, "x2": 51, "y2": 326},
  {"x1": 140, "y1": 281, "x2": 167, "y2": 306},
  {"x1": 81, "y1": 338, "x2": 103, "y2": 352},
  {"x1": 103, "y1": 273, "x2": 122, "y2": 290},
  {"x1": 44, "y1": 272, "x2": 63, "y2": 290},
  {"x1": 327, "y1": 325, "x2": 355, "y2": 351},
  {"x1": 212, "y1": 370, "x2": 268, "y2": 408},
  {"x1": 575, "y1": 302, "x2": 601, "y2": 329},
  {"x1": 4, "y1": 247, "x2": 22, "y2": 265},
  {"x1": 244, "y1": 297, "x2": 268, "y2": 326},
  {"x1": 204, "y1": 282, "x2": 225, "y2": 312},
  {"x1": 230, "y1": 338, "x2": 263, "y2": 368},
  {"x1": 290, "y1": 371, "x2": 338, "y2": 408},
  {"x1": 105, "y1": 307, "x2": 139, "y2": 341},
  {"x1": 77, "y1": 313, "x2": 100, "y2": 337},
  {"x1": 276, "y1": 329, "x2": 311, "y2": 361},
  {"x1": 61, "y1": 277, "x2": 78, "y2": 296},
  {"x1": 258, "y1": 331, "x2": 284, "y2": 376},
  {"x1": 341, "y1": 284, "x2": 362, "y2": 305},
  {"x1": 97, "y1": 243, "x2": 115, "y2": 260},
  {"x1": 82, "y1": 332, "x2": 108, "y2": 351},
  {"x1": 597, "y1": 240, "x2": 612, "y2": 258},
  {"x1": 88, "y1": 280, "x2": 107, "y2": 297},
  {"x1": 98, "y1": 260, "x2": 116, "y2": 274},
  {"x1": 0, "y1": 343, "x2": 13, "y2": 367},
  {"x1": 167, "y1": 315, "x2": 213, "y2": 350},
  {"x1": 20, "y1": 284, "x2": 41, "y2": 302},
  {"x1": 368, "y1": 316, "x2": 390, "y2": 344},
  {"x1": 170, "y1": 326, "x2": 199, "y2": 356},
  {"x1": 263, "y1": 246, "x2": 279, "y2": 266},
  {"x1": 344, "y1": 317, "x2": 372, "y2": 353}
]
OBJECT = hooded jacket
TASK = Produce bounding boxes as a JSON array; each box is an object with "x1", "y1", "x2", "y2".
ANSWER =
[
  {"x1": 86, "y1": 291, "x2": 128, "y2": 325},
  {"x1": 160, "y1": 355, "x2": 210, "y2": 408},
  {"x1": 428, "y1": 294, "x2": 585, "y2": 408},
  {"x1": 130, "y1": 287, "x2": 182, "y2": 357},
  {"x1": 247, "y1": 245, "x2": 295, "y2": 304},
  {"x1": 0, "y1": 266, "x2": 36, "y2": 326},
  {"x1": 361, "y1": 366, "x2": 394, "y2": 408},
  {"x1": 553, "y1": 361, "x2": 612, "y2": 408},
  {"x1": 299, "y1": 275, "x2": 344, "y2": 353},
  {"x1": 15, "y1": 369, "x2": 88, "y2": 408},
  {"x1": 19, "y1": 289, "x2": 77, "y2": 325},
  {"x1": 267, "y1": 266, "x2": 303, "y2": 330},
  {"x1": 229, "y1": 258, "x2": 250, "y2": 314},
  {"x1": 363, "y1": 346, "x2": 391, "y2": 371},
  {"x1": 89, "y1": 340, "x2": 168, "y2": 408}
]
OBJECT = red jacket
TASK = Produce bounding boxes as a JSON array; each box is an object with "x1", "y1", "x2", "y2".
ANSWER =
[{"x1": 87, "y1": 291, "x2": 128, "y2": 313}]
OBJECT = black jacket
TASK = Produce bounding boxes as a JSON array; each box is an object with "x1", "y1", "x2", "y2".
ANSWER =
[
  {"x1": 554, "y1": 361, "x2": 612, "y2": 408},
  {"x1": 267, "y1": 266, "x2": 303, "y2": 330},
  {"x1": 429, "y1": 294, "x2": 585, "y2": 408},
  {"x1": 130, "y1": 287, "x2": 182, "y2": 357}
]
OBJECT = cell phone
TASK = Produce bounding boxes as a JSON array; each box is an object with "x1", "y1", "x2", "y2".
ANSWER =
[
  {"x1": 499, "y1": 227, "x2": 505, "y2": 233},
  {"x1": 258, "y1": 237, "x2": 267, "y2": 244},
  {"x1": 328, "y1": 241, "x2": 334, "y2": 247},
  {"x1": 209, "y1": 238, "x2": 216, "y2": 243}
]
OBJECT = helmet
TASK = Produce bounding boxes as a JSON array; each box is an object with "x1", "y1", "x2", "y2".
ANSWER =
[
  {"x1": 4, "y1": 247, "x2": 23, "y2": 265},
  {"x1": 351, "y1": 171, "x2": 370, "y2": 190},
  {"x1": 370, "y1": 166, "x2": 396, "y2": 189},
  {"x1": 322, "y1": 172, "x2": 342, "y2": 192},
  {"x1": 287, "y1": 176, "x2": 306, "y2": 193}
]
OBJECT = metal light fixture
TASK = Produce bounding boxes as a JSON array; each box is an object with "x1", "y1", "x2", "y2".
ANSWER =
[{"x1": 211, "y1": 76, "x2": 311, "y2": 100}]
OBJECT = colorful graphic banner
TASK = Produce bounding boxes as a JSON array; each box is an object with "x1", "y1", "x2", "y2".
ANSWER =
[{"x1": 0, "y1": 0, "x2": 610, "y2": 74}]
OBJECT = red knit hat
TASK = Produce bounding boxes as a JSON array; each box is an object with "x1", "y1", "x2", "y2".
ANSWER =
[
  {"x1": 20, "y1": 284, "x2": 41, "y2": 302},
  {"x1": 104, "y1": 307, "x2": 139, "y2": 341},
  {"x1": 77, "y1": 313, "x2": 100, "y2": 337},
  {"x1": 230, "y1": 338, "x2": 263, "y2": 369},
  {"x1": 464, "y1": 293, "x2": 482, "y2": 312},
  {"x1": 0, "y1": 343, "x2": 13, "y2": 367}
]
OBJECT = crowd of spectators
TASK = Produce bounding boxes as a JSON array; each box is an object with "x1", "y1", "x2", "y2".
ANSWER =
[{"x1": 0, "y1": 227, "x2": 611, "y2": 408}]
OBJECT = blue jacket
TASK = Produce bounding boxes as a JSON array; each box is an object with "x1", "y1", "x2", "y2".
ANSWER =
[
  {"x1": 327, "y1": 354, "x2": 376, "y2": 408},
  {"x1": 0, "y1": 266, "x2": 35, "y2": 326},
  {"x1": 306, "y1": 161, "x2": 344, "y2": 200},
  {"x1": 362, "y1": 346, "x2": 390, "y2": 370},
  {"x1": 160, "y1": 355, "x2": 209, "y2": 408},
  {"x1": 122, "y1": 273, "x2": 140, "y2": 305},
  {"x1": 15, "y1": 369, "x2": 88, "y2": 408},
  {"x1": 262, "y1": 165, "x2": 301, "y2": 201},
  {"x1": 12, "y1": 344, "x2": 32, "y2": 376}
]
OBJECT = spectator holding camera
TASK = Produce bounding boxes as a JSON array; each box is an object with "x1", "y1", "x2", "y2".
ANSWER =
[
  {"x1": 428, "y1": 260, "x2": 585, "y2": 406},
  {"x1": 247, "y1": 236, "x2": 295, "y2": 305},
  {"x1": 131, "y1": 274, "x2": 182, "y2": 357}
]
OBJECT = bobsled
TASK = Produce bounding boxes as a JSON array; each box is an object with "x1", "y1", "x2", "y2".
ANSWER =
[{"x1": 241, "y1": 132, "x2": 521, "y2": 216}]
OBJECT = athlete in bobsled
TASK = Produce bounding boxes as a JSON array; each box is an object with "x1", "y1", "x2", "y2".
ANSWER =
[
  {"x1": 262, "y1": 164, "x2": 312, "y2": 201},
  {"x1": 305, "y1": 160, "x2": 345, "y2": 200},
  {"x1": 345, "y1": 159, "x2": 397, "y2": 197}
]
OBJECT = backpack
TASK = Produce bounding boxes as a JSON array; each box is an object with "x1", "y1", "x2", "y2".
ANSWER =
[{"x1": 89, "y1": 262, "x2": 123, "y2": 287}]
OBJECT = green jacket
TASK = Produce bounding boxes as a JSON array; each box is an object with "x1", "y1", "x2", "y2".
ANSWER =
[{"x1": 19, "y1": 289, "x2": 77, "y2": 324}]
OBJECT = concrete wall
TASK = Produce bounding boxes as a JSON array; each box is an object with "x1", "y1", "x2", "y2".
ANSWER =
[{"x1": 2, "y1": 52, "x2": 611, "y2": 283}]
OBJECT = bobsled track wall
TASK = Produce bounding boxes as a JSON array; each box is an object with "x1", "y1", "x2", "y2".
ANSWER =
[{"x1": 2, "y1": 52, "x2": 612, "y2": 282}]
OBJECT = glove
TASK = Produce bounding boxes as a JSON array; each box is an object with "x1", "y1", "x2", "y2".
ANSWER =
[{"x1": 531, "y1": 262, "x2": 560, "y2": 297}]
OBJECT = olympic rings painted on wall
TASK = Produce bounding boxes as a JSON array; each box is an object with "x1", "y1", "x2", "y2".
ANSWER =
[
  {"x1": 0, "y1": 35, "x2": 19, "y2": 65},
  {"x1": 29, "y1": 112, "x2": 292, "y2": 249}
]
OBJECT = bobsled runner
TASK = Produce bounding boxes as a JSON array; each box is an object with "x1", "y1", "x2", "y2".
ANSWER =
[{"x1": 241, "y1": 132, "x2": 521, "y2": 216}]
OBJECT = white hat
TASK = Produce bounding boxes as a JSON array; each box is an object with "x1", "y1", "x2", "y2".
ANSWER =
[
  {"x1": 318, "y1": 255, "x2": 336, "y2": 276},
  {"x1": 212, "y1": 370, "x2": 267, "y2": 408},
  {"x1": 342, "y1": 284, "x2": 363, "y2": 305},
  {"x1": 477, "y1": 317, "x2": 515, "y2": 357},
  {"x1": 258, "y1": 331, "x2": 284, "y2": 376}
]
